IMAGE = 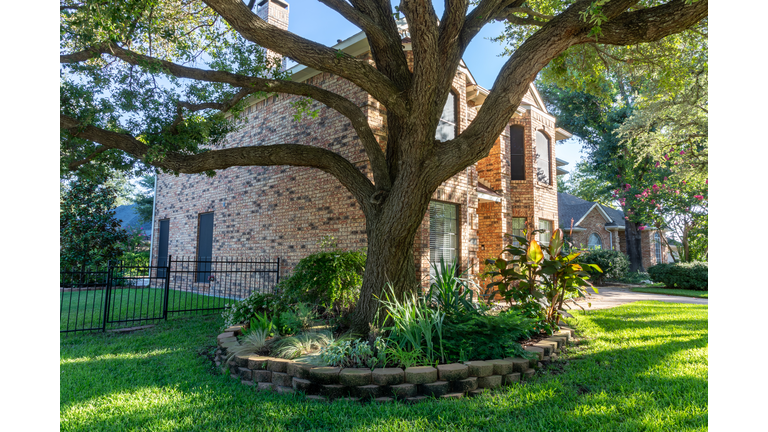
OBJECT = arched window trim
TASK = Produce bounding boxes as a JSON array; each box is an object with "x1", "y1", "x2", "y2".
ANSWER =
[
  {"x1": 435, "y1": 89, "x2": 459, "y2": 142},
  {"x1": 588, "y1": 232, "x2": 602, "y2": 250},
  {"x1": 535, "y1": 130, "x2": 552, "y2": 185}
]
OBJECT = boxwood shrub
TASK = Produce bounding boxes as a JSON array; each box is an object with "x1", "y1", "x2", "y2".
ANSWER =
[
  {"x1": 577, "y1": 249, "x2": 629, "y2": 285},
  {"x1": 647, "y1": 262, "x2": 708, "y2": 290}
]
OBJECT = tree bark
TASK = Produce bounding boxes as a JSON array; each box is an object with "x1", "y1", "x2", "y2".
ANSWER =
[{"x1": 625, "y1": 219, "x2": 645, "y2": 273}]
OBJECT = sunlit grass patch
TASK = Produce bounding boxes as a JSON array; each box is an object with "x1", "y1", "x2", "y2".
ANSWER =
[{"x1": 61, "y1": 302, "x2": 707, "y2": 431}]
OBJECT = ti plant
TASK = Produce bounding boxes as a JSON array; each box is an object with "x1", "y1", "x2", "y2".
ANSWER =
[{"x1": 485, "y1": 228, "x2": 601, "y2": 329}]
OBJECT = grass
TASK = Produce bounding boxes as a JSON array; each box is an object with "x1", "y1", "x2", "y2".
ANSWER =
[
  {"x1": 60, "y1": 302, "x2": 707, "y2": 431},
  {"x1": 60, "y1": 287, "x2": 230, "y2": 332},
  {"x1": 630, "y1": 287, "x2": 708, "y2": 299}
]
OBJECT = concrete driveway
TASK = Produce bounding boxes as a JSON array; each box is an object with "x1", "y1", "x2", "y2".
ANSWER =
[{"x1": 565, "y1": 285, "x2": 708, "y2": 311}]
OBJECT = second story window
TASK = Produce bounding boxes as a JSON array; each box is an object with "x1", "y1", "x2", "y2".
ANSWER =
[
  {"x1": 509, "y1": 125, "x2": 526, "y2": 181},
  {"x1": 435, "y1": 91, "x2": 457, "y2": 142},
  {"x1": 535, "y1": 131, "x2": 551, "y2": 185}
]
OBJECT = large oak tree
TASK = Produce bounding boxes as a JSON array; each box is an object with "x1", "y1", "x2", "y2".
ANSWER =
[{"x1": 60, "y1": 0, "x2": 708, "y2": 334}]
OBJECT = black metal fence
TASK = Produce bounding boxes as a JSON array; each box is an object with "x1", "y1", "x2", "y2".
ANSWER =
[{"x1": 60, "y1": 256, "x2": 280, "y2": 334}]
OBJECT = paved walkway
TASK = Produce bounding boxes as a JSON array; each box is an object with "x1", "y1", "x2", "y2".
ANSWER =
[{"x1": 565, "y1": 285, "x2": 708, "y2": 311}]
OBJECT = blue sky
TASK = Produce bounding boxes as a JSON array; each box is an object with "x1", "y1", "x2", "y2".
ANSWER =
[{"x1": 284, "y1": 0, "x2": 586, "y2": 172}]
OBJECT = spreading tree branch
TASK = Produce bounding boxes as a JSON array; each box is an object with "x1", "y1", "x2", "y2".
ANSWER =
[
  {"x1": 202, "y1": 0, "x2": 408, "y2": 116},
  {"x1": 61, "y1": 114, "x2": 377, "y2": 212},
  {"x1": 61, "y1": 43, "x2": 391, "y2": 190}
]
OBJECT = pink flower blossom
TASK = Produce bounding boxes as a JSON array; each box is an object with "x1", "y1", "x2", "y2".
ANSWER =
[
  {"x1": 655, "y1": 161, "x2": 660, "y2": 167},
  {"x1": 624, "y1": 184, "x2": 631, "y2": 191},
  {"x1": 705, "y1": 179, "x2": 708, "y2": 185},
  {"x1": 694, "y1": 195, "x2": 704, "y2": 200},
  {"x1": 680, "y1": 150, "x2": 685, "y2": 155},
  {"x1": 639, "y1": 226, "x2": 646, "y2": 231},
  {"x1": 652, "y1": 184, "x2": 659, "y2": 191},
  {"x1": 664, "y1": 154, "x2": 669, "y2": 160}
]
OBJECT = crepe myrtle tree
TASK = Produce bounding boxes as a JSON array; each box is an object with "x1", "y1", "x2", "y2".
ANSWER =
[{"x1": 60, "y1": 0, "x2": 708, "y2": 335}]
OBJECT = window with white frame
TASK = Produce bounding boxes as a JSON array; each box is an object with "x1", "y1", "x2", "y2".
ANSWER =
[
  {"x1": 538, "y1": 219, "x2": 552, "y2": 245},
  {"x1": 510, "y1": 217, "x2": 526, "y2": 246},
  {"x1": 435, "y1": 91, "x2": 457, "y2": 142},
  {"x1": 535, "y1": 131, "x2": 551, "y2": 185},
  {"x1": 588, "y1": 233, "x2": 603, "y2": 250},
  {"x1": 654, "y1": 232, "x2": 662, "y2": 263},
  {"x1": 429, "y1": 201, "x2": 458, "y2": 278}
]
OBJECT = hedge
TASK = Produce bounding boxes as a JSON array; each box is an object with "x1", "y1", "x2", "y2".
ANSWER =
[
  {"x1": 647, "y1": 262, "x2": 708, "y2": 290},
  {"x1": 577, "y1": 249, "x2": 630, "y2": 285}
]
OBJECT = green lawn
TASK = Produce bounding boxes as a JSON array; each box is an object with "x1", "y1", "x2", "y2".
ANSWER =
[
  {"x1": 60, "y1": 302, "x2": 708, "y2": 431},
  {"x1": 630, "y1": 287, "x2": 709, "y2": 299},
  {"x1": 60, "y1": 287, "x2": 230, "y2": 332}
]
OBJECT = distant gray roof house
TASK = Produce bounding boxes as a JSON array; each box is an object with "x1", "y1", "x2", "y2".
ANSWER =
[
  {"x1": 557, "y1": 192, "x2": 625, "y2": 233},
  {"x1": 113, "y1": 204, "x2": 152, "y2": 237}
]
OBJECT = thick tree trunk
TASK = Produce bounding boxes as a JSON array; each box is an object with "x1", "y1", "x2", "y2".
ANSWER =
[{"x1": 625, "y1": 220, "x2": 645, "y2": 273}]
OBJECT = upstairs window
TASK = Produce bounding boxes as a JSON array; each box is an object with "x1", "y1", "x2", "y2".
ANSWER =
[
  {"x1": 535, "y1": 131, "x2": 551, "y2": 185},
  {"x1": 435, "y1": 91, "x2": 457, "y2": 142},
  {"x1": 588, "y1": 233, "x2": 603, "y2": 250},
  {"x1": 509, "y1": 125, "x2": 526, "y2": 181}
]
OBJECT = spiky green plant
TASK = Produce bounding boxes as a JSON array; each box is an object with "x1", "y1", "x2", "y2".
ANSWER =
[
  {"x1": 225, "y1": 329, "x2": 276, "y2": 364},
  {"x1": 376, "y1": 284, "x2": 445, "y2": 364}
]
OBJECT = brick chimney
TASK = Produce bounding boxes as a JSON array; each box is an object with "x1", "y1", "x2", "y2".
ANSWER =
[{"x1": 256, "y1": 0, "x2": 290, "y2": 70}]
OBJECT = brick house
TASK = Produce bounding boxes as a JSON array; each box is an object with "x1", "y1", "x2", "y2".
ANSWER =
[
  {"x1": 557, "y1": 192, "x2": 669, "y2": 270},
  {"x1": 149, "y1": 0, "x2": 573, "y2": 287}
]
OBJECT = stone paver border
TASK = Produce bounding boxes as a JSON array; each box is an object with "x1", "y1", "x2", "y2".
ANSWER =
[{"x1": 213, "y1": 323, "x2": 576, "y2": 403}]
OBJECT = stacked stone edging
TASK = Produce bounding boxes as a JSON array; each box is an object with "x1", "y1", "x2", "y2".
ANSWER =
[{"x1": 213, "y1": 323, "x2": 575, "y2": 403}]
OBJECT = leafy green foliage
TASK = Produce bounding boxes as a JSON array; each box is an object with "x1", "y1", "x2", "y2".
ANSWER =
[
  {"x1": 486, "y1": 228, "x2": 600, "y2": 330},
  {"x1": 221, "y1": 293, "x2": 281, "y2": 328},
  {"x1": 441, "y1": 310, "x2": 534, "y2": 363},
  {"x1": 647, "y1": 262, "x2": 708, "y2": 290},
  {"x1": 131, "y1": 173, "x2": 155, "y2": 224},
  {"x1": 577, "y1": 249, "x2": 630, "y2": 285},
  {"x1": 226, "y1": 329, "x2": 275, "y2": 363},
  {"x1": 319, "y1": 337, "x2": 386, "y2": 369},
  {"x1": 277, "y1": 241, "x2": 366, "y2": 315},
  {"x1": 60, "y1": 177, "x2": 130, "y2": 273},
  {"x1": 60, "y1": 0, "x2": 289, "y2": 176}
]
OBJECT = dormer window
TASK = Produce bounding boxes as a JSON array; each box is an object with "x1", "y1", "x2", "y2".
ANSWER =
[{"x1": 436, "y1": 91, "x2": 457, "y2": 142}]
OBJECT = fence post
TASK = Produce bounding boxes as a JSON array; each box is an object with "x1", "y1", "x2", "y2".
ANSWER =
[
  {"x1": 102, "y1": 260, "x2": 113, "y2": 332},
  {"x1": 162, "y1": 255, "x2": 172, "y2": 320},
  {"x1": 275, "y1": 257, "x2": 280, "y2": 293}
]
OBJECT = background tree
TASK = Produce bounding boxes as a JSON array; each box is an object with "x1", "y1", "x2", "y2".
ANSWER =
[
  {"x1": 557, "y1": 160, "x2": 615, "y2": 207},
  {"x1": 60, "y1": 0, "x2": 708, "y2": 334},
  {"x1": 60, "y1": 177, "x2": 130, "y2": 271},
  {"x1": 131, "y1": 173, "x2": 156, "y2": 224}
]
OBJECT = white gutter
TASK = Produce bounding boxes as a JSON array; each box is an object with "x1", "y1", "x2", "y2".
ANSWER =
[{"x1": 477, "y1": 192, "x2": 502, "y2": 203}]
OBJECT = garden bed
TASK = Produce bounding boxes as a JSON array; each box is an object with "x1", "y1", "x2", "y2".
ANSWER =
[{"x1": 213, "y1": 323, "x2": 574, "y2": 403}]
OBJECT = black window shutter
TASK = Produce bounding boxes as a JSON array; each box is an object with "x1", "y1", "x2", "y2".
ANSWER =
[{"x1": 196, "y1": 212, "x2": 214, "y2": 282}]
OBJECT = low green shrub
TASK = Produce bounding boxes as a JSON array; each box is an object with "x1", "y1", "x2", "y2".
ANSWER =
[
  {"x1": 319, "y1": 337, "x2": 387, "y2": 369},
  {"x1": 441, "y1": 310, "x2": 535, "y2": 362},
  {"x1": 426, "y1": 258, "x2": 480, "y2": 316},
  {"x1": 620, "y1": 270, "x2": 652, "y2": 285},
  {"x1": 222, "y1": 292, "x2": 281, "y2": 327},
  {"x1": 277, "y1": 247, "x2": 366, "y2": 316},
  {"x1": 577, "y1": 249, "x2": 629, "y2": 285},
  {"x1": 648, "y1": 262, "x2": 708, "y2": 290}
]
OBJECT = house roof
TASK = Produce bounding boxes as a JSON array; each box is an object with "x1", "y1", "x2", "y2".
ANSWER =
[
  {"x1": 113, "y1": 204, "x2": 152, "y2": 234},
  {"x1": 557, "y1": 192, "x2": 625, "y2": 231}
]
